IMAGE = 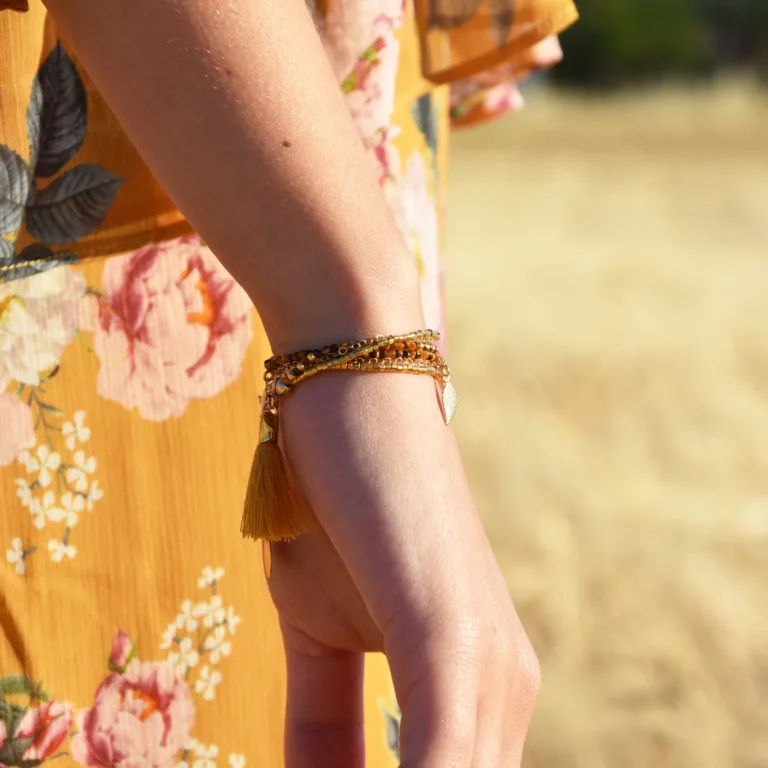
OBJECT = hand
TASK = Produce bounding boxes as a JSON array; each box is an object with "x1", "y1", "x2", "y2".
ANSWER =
[{"x1": 267, "y1": 372, "x2": 540, "y2": 767}]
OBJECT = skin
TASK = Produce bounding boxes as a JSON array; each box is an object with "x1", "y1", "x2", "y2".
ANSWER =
[{"x1": 42, "y1": 0, "x2": 554, "y2": 764}]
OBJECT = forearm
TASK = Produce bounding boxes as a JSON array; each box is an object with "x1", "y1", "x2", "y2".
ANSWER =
[{"x1": 43, "y1": 0, "x2": 423, "y2": 350}]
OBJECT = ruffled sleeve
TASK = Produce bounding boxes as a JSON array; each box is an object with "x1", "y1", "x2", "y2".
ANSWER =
[
  {"x1": 415, "y1": 0, "x2": 578, "y2": 84},
  {"x1": 0, "y1": 0, "x2": 29, "y2": 11}
]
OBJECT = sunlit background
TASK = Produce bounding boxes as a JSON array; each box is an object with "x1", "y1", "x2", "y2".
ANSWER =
[{"x1": 447, "y1": 3, "x2": 768, "y2": 766}]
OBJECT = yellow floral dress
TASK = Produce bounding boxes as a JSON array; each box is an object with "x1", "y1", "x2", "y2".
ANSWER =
[{"x1": 0, "y1": 0, "x2": 576, "y2": 764}]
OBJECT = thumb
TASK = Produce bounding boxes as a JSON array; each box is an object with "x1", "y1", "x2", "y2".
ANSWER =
[{"x1": 282, "y1": 624, "x2": 366, "y2": 768}]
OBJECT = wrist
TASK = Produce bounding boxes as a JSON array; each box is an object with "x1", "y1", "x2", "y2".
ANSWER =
[{"x1": 250, "y1": 246, "x2": 424, "y2": 355}]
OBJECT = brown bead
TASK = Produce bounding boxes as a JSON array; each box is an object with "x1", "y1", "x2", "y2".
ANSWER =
[{"x1": 386, "y1": 348, "x2": 397, "y2": 359}]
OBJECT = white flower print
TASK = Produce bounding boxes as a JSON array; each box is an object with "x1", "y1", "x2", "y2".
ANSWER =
[
  {"x1": 15, "y1": 478, "x2": 32, "y2": 507},
  {"x1": 199, "y1": 595, "x2": 225, "y2": 628},
  {"x1": 6, "y1": 538, "x2": 27, "y2": 575},
  {"x1": 160, "y1": 622, "x2": 179, "y2": 650},
  {"x1": 26, "y1": 445, "x2": 61, "y2": 489},
  {"x1": 86, "y1": 480, "x2": 103, "y2": 511},
  {"x1": 204, "y1": 625, "x2": 232, "y2": 664},
  {"x1": 0, "y1": 267, "x2": 86, "y2": 389},
  {"x1": 176, "y1": 600, "x2": 199, "y2": 632},
  {"x1": 48, "y1": 538, "x2": 76, "y2": 563},
  {"x1": 162, "y1": 566, "x2": 237, "y2": 705},
  {"x1": 194, "y1": 665, "x2": 222, "y2": 702},
  {"x1": 197, "y1": 566, "x2": 224, "y2": 589},
  {"x1": 51, "y1": 492, "x2": 84, "y2": 527},
  {"x1": 66, "y1": 450, "x2": 96, "y2": 493},
  {"x1": 30, "y1": 491, "x2": 60, "y2": 530},
  {"x1": 4, "y1": 299, "x2": 103, "y2": 573},
  {"x1": 192, "y1": 741, "x2": 219, "y2": 768},
  {"x1": 18, "y1": 449, "x2": 36, "y2": 474},
  {"x1": 28, "y1": 498, "x2": 45, "y2": 530},
  {"x1": 168, "y1": 636, "x2": 199, "y2": 675},
  {"x1": 62, "y1": 411, "x2": 91, "y2": 451},
  {"x1": 225, "y1": 606, "x2": 241, "y2": 635},
  {"x1": 228, "y1": 755, "x2": 246, "y2": 768}
]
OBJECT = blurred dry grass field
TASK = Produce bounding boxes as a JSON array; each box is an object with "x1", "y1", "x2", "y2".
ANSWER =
[{"x1": 446, "y1": 80, "x2": 768, "y2": 768}]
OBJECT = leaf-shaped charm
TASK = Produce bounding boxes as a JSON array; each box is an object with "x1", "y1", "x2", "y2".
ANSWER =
[
  {"x1": 26, "y1": 164, "x2": 122, "y2": 244},
  {"x1": 440, "y1": 381, "x2": 458, "y2": 425}
]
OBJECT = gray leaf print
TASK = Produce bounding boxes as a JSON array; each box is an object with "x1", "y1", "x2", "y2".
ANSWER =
[
  {"x1": 0, "y1": 146, "x2": 31, "y2": 236},
  {"x1": 0, "y1": 239, "x2": 13, "y2": 264},
  {"x1": 26, "y1": 164, "x2": 122, "y2": 244},
  {"x1": 412, "y1": 94, "x2": 438, "y2": 157},
  {"x1": 385, "y1": 709, "x2": 400, "y2": 760},
  {"x1": 34, "y1": 42, "x2": 88, "y2": 178},
  {"x1": 26, "y1": 78, "x2": 43, "y2": 171}
]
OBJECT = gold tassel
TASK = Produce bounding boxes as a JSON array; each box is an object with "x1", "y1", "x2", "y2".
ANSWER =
[{"x1": 241, "y1": 404, "x2": 317, "y2": 542}]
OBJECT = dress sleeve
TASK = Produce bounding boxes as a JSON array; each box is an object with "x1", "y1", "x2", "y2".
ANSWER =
[
  {"x1": 415, "y1": 0, "x2": 578, "y2": 84},
  {"x1": 0, "y1": 0, "x2": 29, "y2": 10}
]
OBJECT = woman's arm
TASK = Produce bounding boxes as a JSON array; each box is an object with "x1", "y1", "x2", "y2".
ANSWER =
[
  {"x1": 43, "y1": 2, "x2": 541, "y2": 766},
  {"x1": 43, "y1": 0, "x2": 422, "y2": 352}
]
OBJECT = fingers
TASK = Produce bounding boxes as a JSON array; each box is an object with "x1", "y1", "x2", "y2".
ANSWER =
[
  {"x1": 396, "y1": 661, "x2": 479, "y2": 768},
  {"x1": 387, "y1": 608, "x2": 481, "y2": 768},
  {"x1": 282, "y1": 625, "x2": 365, "y2": 768},
  {"x1": 473, "y1": 634, "x2": 542, "y2": 768},
  {"x1": 392, "y1": 607, "x2": 541, "y2": 768},
  {"x1": 268, "y1": 530, "x2": 382, "y2": 654}
]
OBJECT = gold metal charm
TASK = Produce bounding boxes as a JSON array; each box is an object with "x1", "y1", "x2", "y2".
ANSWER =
[{"x1": 440, "y1": 380, "x2": 458, "y2": 425}]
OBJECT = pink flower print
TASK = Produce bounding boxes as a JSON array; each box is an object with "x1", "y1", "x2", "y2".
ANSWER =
[
  {"x1": 71, "y1": 657, "x2": 194, "y2": 767},
  {"x1": 368, "y1": 125, "x2": 401, "y2": 185},
  {"x1": 15, "y1": 699, "x2": 74, "y2": 760},
  {"x1": 109, "y1": 629, "x2": 136, "y2": 673},
  {"x1": 342, "y1": 14, "x2": 401, "y2": 140},
  {"x1": 93, "y1": 235, "x2": 253, "y2": 421},
  {"x1": 0, "y1": 393, "x2": 35, "y2": 467},
  {"x1": 391, "y1": 152, "x2": 443, "y2": 334}
]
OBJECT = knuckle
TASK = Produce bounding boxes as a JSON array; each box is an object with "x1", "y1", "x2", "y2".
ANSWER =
[{"x1": 515, "y1": 636, "x2": 542, "y2": 702}]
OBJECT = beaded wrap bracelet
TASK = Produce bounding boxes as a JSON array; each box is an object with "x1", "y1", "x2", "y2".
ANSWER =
[{"x1": 241, "y1": 329, "x2": 458, "y2": 542}]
